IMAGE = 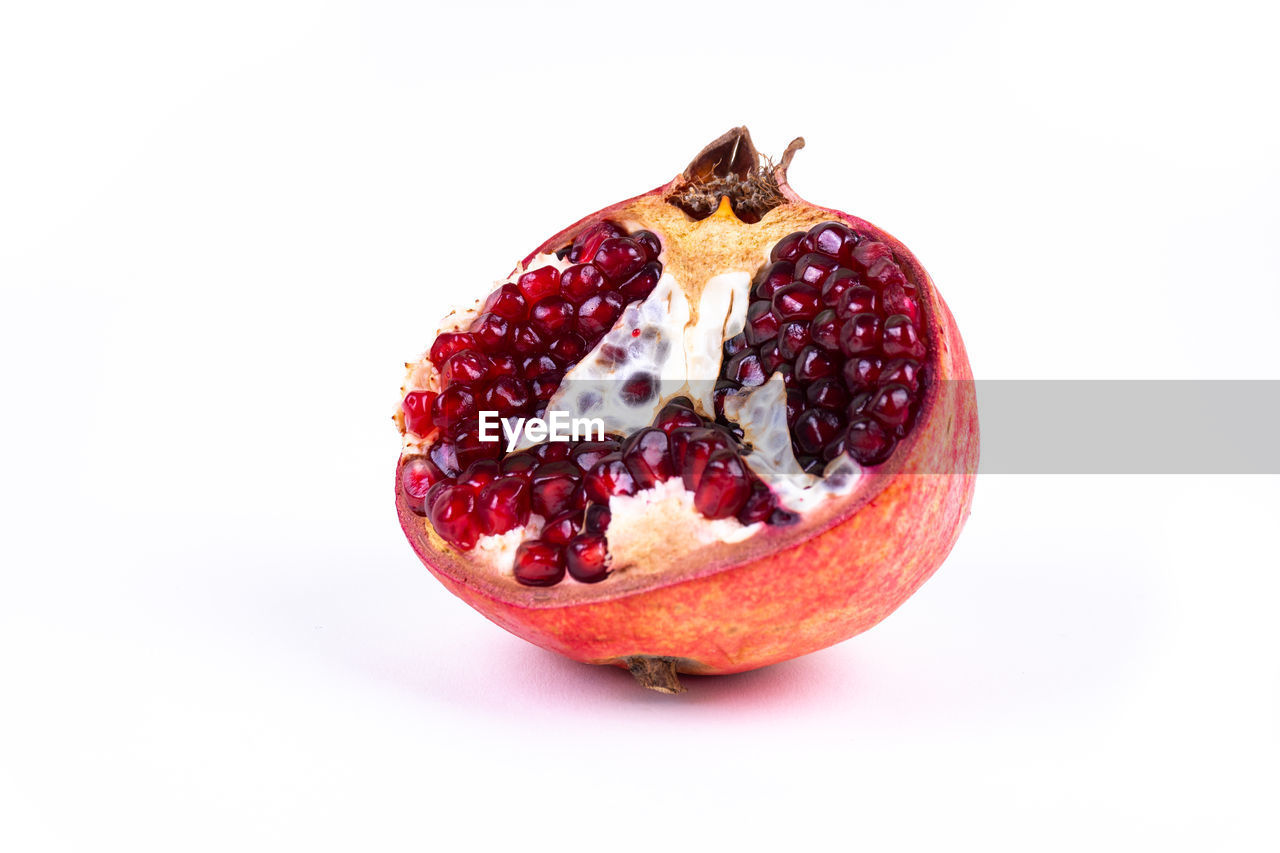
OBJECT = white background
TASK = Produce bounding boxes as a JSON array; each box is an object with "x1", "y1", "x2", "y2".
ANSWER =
[{"x1": 3, "y1": 1, "x2": 1278, "y2": 850}]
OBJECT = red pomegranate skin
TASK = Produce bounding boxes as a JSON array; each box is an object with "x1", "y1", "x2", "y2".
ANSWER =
[{"x1": 396, "y1": 185, "x2": 978, "y2": 679}]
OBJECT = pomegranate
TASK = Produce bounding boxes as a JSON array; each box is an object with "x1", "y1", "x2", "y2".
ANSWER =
[{"x1": 394, "y1": 128, "x2": 978, "y2": 693}]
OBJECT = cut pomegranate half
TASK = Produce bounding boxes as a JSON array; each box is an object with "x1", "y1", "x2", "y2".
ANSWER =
[{"x1": 395, "y1": 128, "x2": 978, "y2": 693}]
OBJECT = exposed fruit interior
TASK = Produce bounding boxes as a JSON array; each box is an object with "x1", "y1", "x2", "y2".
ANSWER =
[{"x1": 398, "y1": 218, "x2": 930, "y2": 587}]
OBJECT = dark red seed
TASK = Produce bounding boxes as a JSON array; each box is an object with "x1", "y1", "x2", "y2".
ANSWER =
[
  {"x1": 843, "y1": 357, "x2": 882, "y2": 390},
  {"x1": 868, "y1": 384, "x2": 915, "y2": 430},
  {"x1": 794, "y1": 408, "x2": 843, "y2": 455},
  {"x1": 469, "y1": 312, "x2": 510, "y2": 351},
  {"x1": 402, "y1": 390, "x2": 436, "y2": 436},
  {"x1": 777, "y1": 321, "x2": 812, "y2": 360},
  {"x1": 754, "y1": 260, "x2": 795, "y2": 298},
  {"x1": 712, "y1": 378, "x2": 740, "y2": 418},
  {"x1": 786, "y1": 388, "x2": 805, "y2": 426},
  {"x1": 632, "y1": 230, "x2": 661, "y2": 260},
  {"x1": 560, "y1": 264, "x2": 604, "y2": 303},
  {"x1": 441, "y1": 350, "x2": 491, "y2": 386},
  {"x1": 770, "y1": 232, "x2": 806, "y2": 262},
  {"x1": 489, "y1": 354, "x2": 518, "y2": 377},
  {"x1": 655, "y1": 399, "x2": 703, "y2": 434},
  {"x1": 837, "y1": 285, "x2": 878, "y2": 318},
  {"x1": 501, "y1": 451, "x2": 539, "y2": 480},
  {"x1": 839, "y1": 313, "x2": 882, "y2": 357},
  {"x1": 882, "y1": 315, "x2": 926, "y2": 359},
  {"x1": 619, "y1": 261, "x2": 662, "y2": 301},
  {"x1": 399, "y1": 455, "x2": 443, "y2": 516},
  {"x1": 620, "y1": 372, "x2": 657, "y2": 405},
  {"x1": 794, "y1": 253, "x2": 841, "y2": 287},
  {"x1": 592, "y1": 237, "x2": 645, "y2": 281},
  {"x1": 529, "y1": 371, "x2": 562, "y2": 402},
  {"x1": 529, "y1": 296, "x2": 575, "y2": 339},
  {"x1": 723, "y1": 332, "x2": 749, "y2": 357},
  {"x1": 570, "y1": 221, "x2": 625, "y2": 264},
  {"x1": 512, "y1": 325, "x2": 545, "y2": 356},
  {"x1": 810, "y1": 309, "x2": 842, "y2": 351},
  {"x1": 622, "y1": 427, "x2": 673, "y2": 488},
  {"x1": 428, "y1": 437, "x2": 461, "y2": 477},
  {"x1": 820, "y1": 268, "x2": 860, "y2": 307},
  {"x1": 865, "y1": 257, "x2": 910, "y2": 290},
  {"x1": 549, "y1": 333, "x2": 587, "y2": 365},
  {"x1": 726, "y1": 349, "x2": 766, "y2": 386},
  {"x1": 533, "y1": 442, "x2": 573, "y2": 461},
  {"x1": 694, "y1": 450, "x2": 750, "y2": 519},
  {"x1": 584, "y1": 503, "x2": 611, "y2": 534},
  {"x1": 852, "y1": 241, "x2": 894, "y2": 273},
  {"x1": 737, "y1": 480, "x2": 776, "y2": 525},
  {"x1": 459, "y1": 459, "x2": 500, "y2": 490},
  {"x1": 759, "y1": 343, "x2": 786, "y2": 375},
  {"x1": 541, "y1": 511, "x2": 581, "y2": 545},
  {"x1": 845, "y1": 418, "x2": 895, "y2": 466},
  {"x1": 584, "y1": 454, "x2": 637, "y2": 502},
  {"x1": 512, "y1": 540, "x2": 566, "y2": 586},
  {"x1": 429, "y1": 332, "x2": 478, "y2": 366},
  {"x1": 671, "y1": 428, "x2": 732, "y2": 491},
  {"x1": 881, "y1": 284, "x2": 920, "y2": 323},
  {"x1": 795, "y1": 345, "x2": 837, "y2": 382},
  {"x1": 482, "y1": 375, "x2": 531, "y2": 415},
  {"x1": 428, "y1": 484, "x2": 481, "y2": 549},
  {"x1": 521, "y1": 354, "x2": 558, "y2": 379},
  {"x1": 804, "y1": 221, "x2": 860, "y2": 262},
  {"x1": 771, "y1": 283, "x2": 822, "y2": 321},
  {"x1": 745, "y1": 300, "x2": 781, "y2": 345},
  {"x1": 477, "y1": 478, "x2": 530, "y2": 535},
  {"x1": 880, "y1": 359, "x2": 921, "y2": 392},
  {"x1": 806, "y1": 378, "x2": 849, "y2": 410},
  {"x1": 452, "y1": 428, "x2": 499, "y2": 470},
  {"x1": 430, "y1": 386, "x2": 476, "y2": 430},
  {"x1": 482, "y1": 283, "x2": 527, "y2": 320},
  {"x1": 577, "y1": 292, "x2": 625, "y2": 337},
  {"x1": 571, "y1": 440, "x2": 621, "y2": 471},
  {"x1": 776, "y1": 363, "x2": 798, "y2": 388},
  {"x1": 566, "y1": 533, "x2": 611, "y2": 583},
  {"x1": 530, "y1": 460, "x2": 581, "y2": 518},
  {"x1": 517, "y1": 266, "x2": 561, "y2": 303}
]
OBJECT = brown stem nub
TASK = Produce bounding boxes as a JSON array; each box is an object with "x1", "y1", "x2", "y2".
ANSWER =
[
  {"x1": 667, "y1": 126, "x2": 796, "y2": 224},
  {"x1": 626, "y1": 656, "x2": 686, "y2": 694}
]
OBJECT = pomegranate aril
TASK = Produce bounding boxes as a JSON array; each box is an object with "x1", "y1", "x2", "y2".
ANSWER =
[
  {"x1": 786, "y1": 388, "x2": 805, "y2": 426},
  {"x1": 592, "y1": 237, "x2": 646, "y2": 282},
  {"x1": 489, "y1": 354, "x2": 518, "y2": 378},
  {"x1": 737, "y1": 481, "x2": 776, "y2": 525},
  {"x1": 469, "y1": 312, "x2": 510, "y2": 351},
  {"x1": 430, "y1": 332, "x2": 478, "y2": 366},
  {"x1": 804, "y1": 221, "x2": 860, "y2": 262},
  {"x1": 560, "y1": 264, "x2": 604, "y2": 302},
  {"x1": 820, "y1": 269, "x2": 860, "y2": 307},
  {"x1": 530, "y1": 297, "x2": 575, "y2": 339},
  {"x1": 794, "y1": 408, "x2": 843, "y2": 455},
  {"x1": 655, "y1": 399, "x2": 703, "y2": 434},
  {"x1": 585, "y1": 454, "x2": 638, "y2": 502},
  {"x1": 483, "y1": 283, "x2": 527, "y2": 320},
  {"x1": 794, "y1": 253, "x2": 841, "y2": 287},
  {"x1": 865, "y1": 257, "x2": 910, "y2": 290},
  {"x1": 777, "y1": 321, "x2": 812, "y2": 360},
  {"x1": 521, "y1": 354, "x2": 557, "y2": 379},
  {"x1": 512, "y1": 325, "x2": 545, "y2": 357},
  {"x1": 726, "y1": 348, "x2": 766, "y2": 386},
  {"x1": 632, "y1": 230, "x2": 661, "y2": 260},
  {"x1": 402, "y1": 390, "x2": 437, "y2": 436},
  {"x1": 694, "y1": 450, "x2": 750, "y2": 519},
  {"x1": 541, "y1": 511, "x2": 581, "y2": 545},
  {"x1": 809, "y1": 309, "x2": 842, "y2": 352},
  {"x1": 569, "y1": 221, "x2": 625, "y2": 264},
  {"x1": 501, "y1": 451, "x2": 539, "y2": 480},
  {"x1": 431, "y1": 386, "x2": 476, "y2": 430},
  {"x1": 512, "y1": 540, "x2": 566, "y2": 587},
  {"x1": 712, "y1": 378, "x2": 740, "y2": 419},
  {"x1": 671, "y1": 428, "x2": 732, "y2": 491},
  {"x1": 517, "y1": 266, "x2": 561, "y2": 303},
  {"x1": 845, "y1": 418, "x2": 895, "y2": 466},
  {"x1": 529, "y1": 371, "x2": 562, "y2": 402},
  {"x1": 843, "y1": 357, "x2": 882, "y2": 390},
  {"x1": 771, "y1": 283, "x2": 822, "y2": 321},
  {"x1": 868, "y1": 384, "x2": 915, "y2": 431},
  {"x1": 567, "y1": 534, "x2": 611, "y2": 583},
  {"x1": 837, "y1": 285, "x2": 878, "y2": 318},
  {"x1": 478, "y1": 477, "x2": 530, "y2": 535},
  {"x1": 452, "y1": 428, "x2": 499, "y2": 470},
  {"x1": 400, "y1": 455, "x2": 443, "y2": 516},
  {"x1": 806, "y1": 378, "x2": 849, "y2": 410},
  {"x1": 745, "y1": 300, "x2": 781, "y2": 345},
  {"x1": 754, "y1": 260, "x2": 795, "y2": 298},
  {"x1": 619, "y1": 261, "x2": 661, "y2": 301},
  {"x1": 724, "y1": 332, "x2": 749, "y2": 357},
  {"x1": 839, "y1": 313, "x2": 882, "y2": 357},
  {"x1": 459, "y1": 459, "x2": 500, "y2": 490},
  {"x1": 530, "y1": 460, "x2": 581, "y2": 518},
  {"x1": 795, "y1": 345, "x2": 837, "y2": 382},
  {"x1": 880, "y1": 359, "x2": 921, "y2": 392},
  {"x1": 482, "y1": 375, "x2": 531, "y2": 415},
  {"x1": 759, "y1": 343, "x2": 786, "y2": 375},
  {"x1": 852, "y1": 241, "x2": 894, "y2": 272},
  {"x1": 770, "y1": 232, "x2": 806, "y2": 262},
  {"x1": 428, "y1": 438, "x2": 461, "y2": 478},
  {"x1": 776, "y1": 363, "x2": 798, "y2": 388},
  {"x1": 572, "y1": 440, "x2": 622, "y2": 472},
  {"x1": 882, "y1": 314, "x2": 926, "y2": 359},
  {"x1": 533, "y1": 441, "x2": 573, "y2": 461},
  {"x1": 584, "y1": 502, "x2": 611, "y2": 534},
  {"x1": 622, "y1": 427, "x2": 673, "y2": 488},
  {"x1": 549, "y1": 333, "x2": 587, "y2": 365},
  {"x1": 441, "y1": 350, "x2": 491, "y2": 386},
  {"x1": 428, "y1": 484, "x2": 482, "y2": 549},
  {"x1": 577, "y1": 292, "x2": 625, "y2": 337}
]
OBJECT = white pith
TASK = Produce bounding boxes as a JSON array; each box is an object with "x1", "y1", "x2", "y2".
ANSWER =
[{"x1": 401, "y1": 234, "x2": 866, "y2": 581}]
